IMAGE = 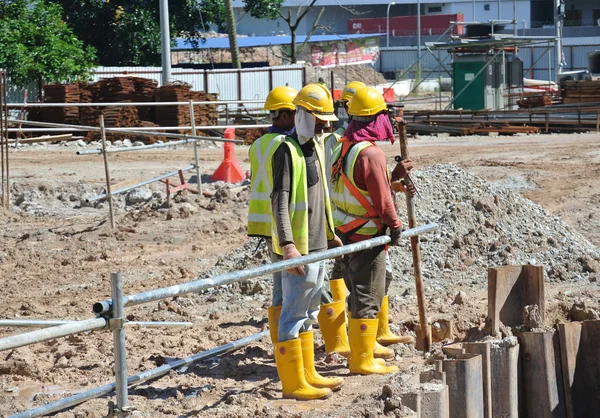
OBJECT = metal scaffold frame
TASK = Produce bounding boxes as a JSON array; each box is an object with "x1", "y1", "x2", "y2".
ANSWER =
[{"x1": 0, "y1": 223, "x2": 439, "y2": 418}]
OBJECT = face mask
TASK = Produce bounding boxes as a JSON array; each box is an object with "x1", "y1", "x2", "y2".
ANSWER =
[{"x1": 295, "y1": 109, "x2": 316, "y2": 144}]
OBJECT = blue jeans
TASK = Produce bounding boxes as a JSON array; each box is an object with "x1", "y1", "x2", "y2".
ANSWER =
[
  {"x1": 278, "y1": 260, "x2": 326, "y2": 342},
  {"x1": 267, "y1": 239, "x2": 283, "y2": 306}
]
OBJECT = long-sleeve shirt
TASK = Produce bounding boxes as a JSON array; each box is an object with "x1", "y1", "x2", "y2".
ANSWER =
[
  {"x1": 350, "y1": 143, "x2": 401, "y2": 241},
  {"x1": 271, "y1": 137, "x2": 328, "y2": 253}
]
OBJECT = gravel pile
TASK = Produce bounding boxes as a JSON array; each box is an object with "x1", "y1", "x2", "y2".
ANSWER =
[{"x1": 388, "y1": 164, "x2": 600, "y2": 292}]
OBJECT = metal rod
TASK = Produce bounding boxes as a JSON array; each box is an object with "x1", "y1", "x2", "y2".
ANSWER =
[
  {"x1": 76, "y1": 138, "x2": 211, "y2": 155},
  {"x1": 6, "y1": 100, "x2": 265, "y2": 108},
  {"x1": 93, "y1": 224, "x2": 438, "y2": 314},
  {"x1": 0, "y1": 318, "x2": 107, "y2": 352},
  {"x1": 189, "y1": 99, "x2": 202, "y2": 194},
  {"x1": 9, "y1": 331, "x2": 267, "y2": 418},
  {"x1": 111, "y1": 273, "x2": 128, "y2": 417},
  {"x1": 159, "y1": 0, "x2": 172, "y2": 85},
  {"x1": 87, "y1": 164, "x2": 196, "y2": 203},
  {"x1": 7, "y1": 119, "x2": 246, "y2": 142},
  {"x1": 1, "y1": 71, "x2": 6, "y2": 209},
  {"x1": 100, "y1": 116, "x2": 116, "y2": 229},
  {"x1": 0, "y1": 319, "x2": 192, "y2": 328}
]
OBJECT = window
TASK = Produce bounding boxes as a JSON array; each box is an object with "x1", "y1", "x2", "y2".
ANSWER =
[
  {"x1": 594, "y1": 9, "x2": 600, "y2": 26},
  {"x1": 428, "y1": 6, "x2": 442, "y2": 13},
  {"x1": 565, "y1": 9, "x2": 582, "y2": 26},
  {"x1": 484, "y1": 4, "x2": 490, "y2": 11}
]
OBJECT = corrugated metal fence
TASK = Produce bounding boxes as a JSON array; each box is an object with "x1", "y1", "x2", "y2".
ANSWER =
[{"x1": 378, "y1": 43, "x2": 600, "y2": 81}]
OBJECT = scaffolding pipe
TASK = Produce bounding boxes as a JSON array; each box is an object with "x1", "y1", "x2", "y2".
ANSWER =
[
  {"x1": 111, "y1": 273, "x2": 128, "y2": 416},
  {"x1": 86, "y1": 164, "x2": 196, "y2": 203},
  {"x1": 6, "y1": 100, "x2": 265, "y2": 108},
  {"x1": 0, "y1": 318, "x2": 107, "y2": 352},
  {"x1": 0, "y1": 319, "x2": 192, "y2": 328},
  {"x1": 93, "y1": 223, "x2": 439, "y2": 314},
  {"x1": 7, "y1": 125, "x2": 268, "y2": 134},
  {"x1": 7, "y1": 119, "x2": 246, "y2": 142},
  {"x1": 9, "y1": 331, "x2": 268, "y2": 418},
  {"x1": 77, "y1": 138, "x2": 209, "y2": 155}
]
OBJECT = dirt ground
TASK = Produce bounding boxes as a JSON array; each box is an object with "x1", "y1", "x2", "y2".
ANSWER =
[{"x1": 1, "y1": 132, "x2": 599, "y2": 417}]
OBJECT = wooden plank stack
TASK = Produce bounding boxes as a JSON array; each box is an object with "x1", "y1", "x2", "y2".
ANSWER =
[
  {"x1": 132, "y1": 77, "x2": 158, "y2": 121},
  {"x1": 561, "y1": 80, "x2": 600, "y2": 104},
  {"x1": 154, "y1": 82, "x2": 192, "y2": 128},
  {"x1": 42, "y1": 83, "x2": 80, "y2": 124},
  {"x1": 191, "y1": 91, "x2": 219, "y2": 127}
]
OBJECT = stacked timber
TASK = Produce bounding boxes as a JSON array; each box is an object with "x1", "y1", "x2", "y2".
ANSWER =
[
  {"x1": 131, "y1": 77, "x2": 158, "y2": 121},
  {"x1": 97, "y1": 77, "x2": 136, "y2": 102},
  {"x1": 42, "y1": 83, "x2": 80, "y2": 124},
  {"x1": 561, "y1": 80, "x2": 600, "y2": 104},
  {"x1": 155, "y1": 82, "x2": 192, "y2": 128},
  {"x1": 79, "y1": 82, "x2": 100, "y2": 127},
  {"x1": 190, "y1": 91, "x2": 219, "y2": 126},
  {"x1": 518, "y1": 94, "x2": 552, "y2": 108}
]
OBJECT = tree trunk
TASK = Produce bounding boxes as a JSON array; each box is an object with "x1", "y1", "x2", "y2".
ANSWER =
[
  {"x1": 224, "y1": 0, "x2": 241, "y2": 69},
  {"x1": 290, "y1": 29, "x2": 297, "y2": 64}
]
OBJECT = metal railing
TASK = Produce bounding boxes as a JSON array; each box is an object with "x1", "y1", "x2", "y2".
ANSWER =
[{"x1": 2, "y1": 223, "x2": 438, "y2": 417}]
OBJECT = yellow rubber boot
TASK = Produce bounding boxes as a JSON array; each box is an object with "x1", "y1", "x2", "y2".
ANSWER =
[
  {"x1": 377, "y1": 296, "x2": 414, "y2": 346},
  {"x1": 300, "y1": 331, "x2": 344, "y2": 391},
  {"x1": 318, "y1": 300, "x2": 351, "y2": 357},
  {"x1": 267, "y1": 305, "x2": 282, "y2": 344},
  {"x1": 374, "y1": 340, "x2": 395, "y2": 360},
  {"x1": 329, "y1": 278, "x2": 348, "y2": 302},
  {"x1": 274, "y1": 338, "x2": 333, "y2": 400},
  {"x1": 348, "y1": 318, "x2": 399, "y2": 375}
]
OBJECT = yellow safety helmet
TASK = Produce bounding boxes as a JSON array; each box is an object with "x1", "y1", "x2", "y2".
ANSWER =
[
  {"x1": 293, "y1": 83, "x2": 338, "y2": 122},
  {"x1": 340, "y1": 81, "x2": 366, "y2": 102},
  {"x1": 347, "y1": 86, "x2": 388, "y2": 117},
  {"x1": 264, "y1": 86, "x2": 298, "y2": 111}
]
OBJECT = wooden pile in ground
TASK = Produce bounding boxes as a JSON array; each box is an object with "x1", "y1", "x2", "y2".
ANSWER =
[
  {"x1": 42, "y1": 83, "x2": 80, "y2": 124},
  {"x1": 561, "y1": 80, "x2": 600, "y2": 104}
]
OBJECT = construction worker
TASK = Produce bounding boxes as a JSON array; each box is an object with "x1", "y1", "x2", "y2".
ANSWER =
[
  {"x1": 270, "y1": 83, "x2": 344, "y2": 400},
  {"x1": 330, "y1": 86, "x2": 414, "y2": 375},
  {"x1": 247, "y1": 85, "x2": 297, "y2": 346},
  {"x1": 316, "y1": 81, "x2": 366, "y2": 358}
]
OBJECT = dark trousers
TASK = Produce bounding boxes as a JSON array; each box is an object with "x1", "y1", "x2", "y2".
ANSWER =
[{"x1": 334, "y1": 241, "x2": 387, "y2": 319}]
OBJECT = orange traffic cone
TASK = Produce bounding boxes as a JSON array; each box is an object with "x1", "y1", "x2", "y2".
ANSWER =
[{"x1": 211, "y1": 128, "x2": 245, "y2": 183}]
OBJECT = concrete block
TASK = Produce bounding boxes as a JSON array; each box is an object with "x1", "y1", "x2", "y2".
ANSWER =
[
  {"x1": 488, "y1": 265, "x2": 545, "y2": 335},
  {"x1": 557, "y1": 320, "x2": 600, "y2": 418},
  {"x1": 400, "y1": 391, "x2": 422, "y2": 416},
  {"x1": 442, "y1": 353, "x2": 485, "y2": 418},
  {"x1": 420, "y1": 383, "x2": 450, "y2": 418},
  {"x1": 518, "y1": 330, "x2": 566, "y2": 418},
  {"x1": 489, "y1": 338, "x2": 519, "y2": 418}
]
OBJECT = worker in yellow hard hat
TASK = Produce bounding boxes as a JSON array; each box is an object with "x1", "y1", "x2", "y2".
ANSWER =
[
  {"x1": 330, "y1": 86, "x2": 414, "y2": 375},
  {"x1": 248, "y1": 85, "x2": 297, "y2": 352},
  {"x1": 270, "y1": 83, "x2": 345, "y2": 400}
]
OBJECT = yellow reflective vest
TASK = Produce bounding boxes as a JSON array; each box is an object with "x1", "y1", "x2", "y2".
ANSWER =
[
  {"x1": 271, "y1": 137, "x2": 336, "y2": 256},
  {"x1": 247, "y1": 132, "x2": 286, "y2": 238},
  {"x1": 330, "y1": 140, "x2": 383, "y2": 237}
]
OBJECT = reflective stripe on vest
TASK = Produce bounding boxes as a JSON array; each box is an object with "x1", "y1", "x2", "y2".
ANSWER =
[
  {"x1": 331, "y1": 140, "x2": 382, "y2": 237},
  {"x1": 271, "y1": 138, "x2": 335, "y2": 256},
  {"x1": 247, "y1": 133, "x2": 285, "y2": 237},
  {"x1": 323, "y1": 130, "x2": 342, "y2": 191}
]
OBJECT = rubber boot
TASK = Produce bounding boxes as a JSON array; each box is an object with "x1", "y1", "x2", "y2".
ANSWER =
[
  {"x1": 377, "y1": 295, "x2": 415, "y2": 346},
  {"x1": 300, "y1": 331, "x2": 344, "y2": 391},
  {"x1": 374, "y1": 340, "x2": 395, "y2": 360},
  {"x1": 318, "y1": 300, "x2": 351, "y2": 357},
  {"x1": 267, "y1": 305, "x2": 282, "y2": 344},
  {"x1": 274, "y1": 338, "x2": 333, "y2": 400},
  {"x1": 329, "y1": 278, "x2": 347, "y2": 302},
  {"x1": 348, "y1": 318, "x2": 399, "y2": 375}
]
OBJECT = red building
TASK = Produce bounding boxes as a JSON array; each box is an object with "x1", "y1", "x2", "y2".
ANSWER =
[{"x1": 348, "y1": 13, "x2": 465, "y2": 37}]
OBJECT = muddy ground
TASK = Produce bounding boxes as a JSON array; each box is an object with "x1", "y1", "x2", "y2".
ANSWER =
[{"x1": 1, "y1": 132, "x2": 600, "y2": 417}]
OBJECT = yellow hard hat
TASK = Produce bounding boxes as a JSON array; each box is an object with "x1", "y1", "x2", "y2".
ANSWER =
[
  {"x1": 293, "y1": 83, "x2": 338, "y2": 122},
  {"x1": 340, "y1": 81, "x2": 366, "y2": 102},
  {"x1": 264, "y1": 86, "x2": 298, "y2": 111},
  {"x1": 347, "y1": 86, "x2": 388, "y2": 117}
]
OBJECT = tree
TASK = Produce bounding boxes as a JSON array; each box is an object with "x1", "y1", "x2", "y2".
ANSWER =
[
  {"x1": 0, "y1": 0, "x2": 96, "y2": 86},
  {"x1": 224, "y1": 0, "x2": 241, "y2": 69},
  {"x1": 243, "y1": 0, "x2": 324, "y2": 64}
]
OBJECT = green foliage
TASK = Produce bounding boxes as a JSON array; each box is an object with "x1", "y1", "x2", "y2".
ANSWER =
[
  {"x1": 242, "y1": 0, "x2": 284, "y2": 20},
  {"x1": 0, "y1": 0, "x2": 96, "y2": 86}
]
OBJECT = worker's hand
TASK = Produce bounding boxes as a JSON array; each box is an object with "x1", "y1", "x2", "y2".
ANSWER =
[
  {"x1": 405, "y1": 182, "x2": 417, "y2": 196},
  {"x1": 327, "y1": 234, "x2": 343, "y2": 249},
  {"x1": 282, "y1": 243, "x2": 305, "y2": 276},
  {"x1": 391, "y1": 158, "x2": 413, "y2": 182},
  {"x1": 389, "y1": 227, "x2": 402, "y2": 246}
]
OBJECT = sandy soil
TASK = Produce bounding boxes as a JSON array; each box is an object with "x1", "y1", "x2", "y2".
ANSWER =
[{"x1": 1, "y1": 132, "x2": 599, "y2": 417}]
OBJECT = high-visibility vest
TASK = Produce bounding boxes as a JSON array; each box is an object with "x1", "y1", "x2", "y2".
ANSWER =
[
  {"x1": 247, "y1": 132, "x2": 286, "y2": 238},
  {"x1": 271, "y1": 137, "x2": 335, "y2": 256},
  {"x1": 330, "y1": 139, "x2": 384, "y2": 237},
  {"x1": 322, "y1": 128, "x2": 344, "y2": 190}
]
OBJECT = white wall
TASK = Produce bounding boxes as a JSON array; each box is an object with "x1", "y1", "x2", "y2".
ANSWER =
[{"x1": 447, "y1": 0, "x2": 530, "y2": 25}]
